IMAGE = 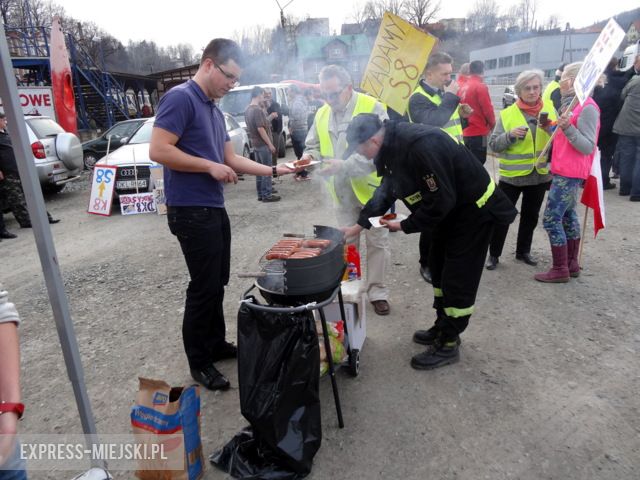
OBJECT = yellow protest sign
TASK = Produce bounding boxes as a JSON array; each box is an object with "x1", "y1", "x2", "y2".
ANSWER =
[{"x1": 360, "y1": 12, "x2": 437, "y2": 115}]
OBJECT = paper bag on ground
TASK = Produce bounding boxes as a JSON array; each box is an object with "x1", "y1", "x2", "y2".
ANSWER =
[{"x1": 131, "y1": 377, "x2": 204, "y2": 480}]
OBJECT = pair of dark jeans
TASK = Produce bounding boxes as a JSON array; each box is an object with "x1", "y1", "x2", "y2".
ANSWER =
[
  {"x1": 291, "y1": 129, "x2": 309, "y2": 178},
  {"x1": 463, "y1": 135, "x2": 488, "y2": 165},
  {"x1": 489, "y1": 181, "x2": 549, "y2": 257},
  {"x1": 254, "y1": 145, "x2": 273, "y2": 199},
  {"x1": 616, "y1": 134, "x2": 640, "y2": 196},
  {"x1": 167, "y1": 206, "x2": 231, "y2": 370}
]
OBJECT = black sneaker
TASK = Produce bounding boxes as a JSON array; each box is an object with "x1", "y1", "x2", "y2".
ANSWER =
[
  {"x1": 190, "y1": 364, "x2": 230, "y2": 391},
  {"x1": 211, "y1": 341, "x2": 237, "y2": 362},
  {"x1": 410, "y1": 341, "x2": 460, "y2": 370},
  {"x1": 262, "y1": 195, "x2": 281, "y2": 202},
  {"x1": 486, "y1": 255, "x2": 499, "y2": 270}
]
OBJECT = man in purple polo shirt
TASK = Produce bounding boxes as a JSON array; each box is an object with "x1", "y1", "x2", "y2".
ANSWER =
[{"x1": 150, "y1": 38, "x2": 295, "y2": 391}]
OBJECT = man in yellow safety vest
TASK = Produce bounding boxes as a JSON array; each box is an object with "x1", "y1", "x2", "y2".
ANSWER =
[{"x1": 299, "y1": 65, "x2": 391, "y2": 316}]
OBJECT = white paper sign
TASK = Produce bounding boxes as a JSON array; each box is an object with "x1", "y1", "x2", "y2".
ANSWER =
[
  {"x1": 0, "y1": 87, "x2": 57, "y2": 118},
  {"x1": 119, "y1": 192, "x2": 157, "y2": 215},
  {"x1": 87, "y1": 165, "x2": 117, "y2": 216},
  {"x1": 574, "y1": 19, "x2": 626, "y2": 105}
]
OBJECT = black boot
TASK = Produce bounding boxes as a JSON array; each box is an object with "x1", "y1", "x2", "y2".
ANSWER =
[
  {"x1": 0, "y1": 228, "x2": 17, "y2": 239},
  {"x1": 47, "y1": 212, "x2": 60, "y2": 224},
  {"x1": 411, "y1": 339, "x2": 460, "y2": 370}
]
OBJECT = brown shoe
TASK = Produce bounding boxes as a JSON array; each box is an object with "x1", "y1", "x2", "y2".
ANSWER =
[{"x1": 371, "y1": 299, "x2": 390, "y2": 316}]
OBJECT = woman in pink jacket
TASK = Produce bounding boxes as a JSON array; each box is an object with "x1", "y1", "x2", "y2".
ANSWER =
[{"x1": 535, "y1": 62, "x2": 601, "y2": 283}]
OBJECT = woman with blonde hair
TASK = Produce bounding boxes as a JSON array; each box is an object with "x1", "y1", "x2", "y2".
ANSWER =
[{"x1": 535, "y1": 62, "x2": 600, "y2": 283}]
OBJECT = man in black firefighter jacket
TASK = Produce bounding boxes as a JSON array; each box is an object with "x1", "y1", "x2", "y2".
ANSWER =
[{"x1": 341, "y1": 113, "x2": 517, "y2": 370}]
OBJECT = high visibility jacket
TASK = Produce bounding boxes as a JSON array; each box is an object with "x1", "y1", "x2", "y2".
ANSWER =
[
  {"x1": 496, "y1": 102, "x2": 557, "y2": 177},
  {"x1": 408, "y1": 84, "x2": 463, "y2": 142},
  {"x1": 542, "y1": 80, "x2": 560, "y2": 112},
  {"x1": 316, "y1": 92, "x2": 381, "y2": 205}
]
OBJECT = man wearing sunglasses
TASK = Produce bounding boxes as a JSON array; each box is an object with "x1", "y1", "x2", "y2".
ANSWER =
[
  {"x1": 300, "y1": 65, "x2": 392, "y2": 317},
  {"x1": 150, "y1": 38, "x2": 295, "y2": 392}
]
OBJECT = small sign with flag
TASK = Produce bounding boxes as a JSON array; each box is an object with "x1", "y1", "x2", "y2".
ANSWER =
[{"x1": 580, "y1": 149, "x2": 605, "y2": 237}]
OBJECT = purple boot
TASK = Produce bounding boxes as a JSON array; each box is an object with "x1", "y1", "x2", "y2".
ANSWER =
[
  {"x1": 534, "y1": 244, "x2": 570, "y2": 283},
  {"x1": 567, "y1": 238, "x2": 581, "y2": 278}
]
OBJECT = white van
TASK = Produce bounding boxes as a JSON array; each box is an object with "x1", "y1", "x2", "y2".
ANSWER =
[
  {"x1": 218, "y1": 83, "x2": 290, "y2": 158},
  {"x1": 619, "y1": 40, "x2": 639, "y2": 72}
]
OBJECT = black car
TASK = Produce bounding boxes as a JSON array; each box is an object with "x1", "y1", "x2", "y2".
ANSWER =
[{"x1": 81, "y1": 118, "x2": 147, "y2": 169}]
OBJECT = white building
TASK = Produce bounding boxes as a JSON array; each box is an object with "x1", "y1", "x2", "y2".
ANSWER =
[{"x1": 470, "y1": 32, "x2": 601, "y2": 82}]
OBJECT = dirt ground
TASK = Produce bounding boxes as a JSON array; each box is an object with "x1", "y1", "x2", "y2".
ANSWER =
[{"x1": 2, "y1": 148, "x2": 639, "y2": 480}]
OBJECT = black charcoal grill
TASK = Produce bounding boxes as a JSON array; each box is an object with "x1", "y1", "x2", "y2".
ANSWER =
[{"x1": 255, "y1": 225, "x2": 346, "y2": 305}]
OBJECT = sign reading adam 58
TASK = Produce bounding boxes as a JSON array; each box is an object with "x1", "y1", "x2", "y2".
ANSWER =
[{"x1": 0, "y1": 87, "x2": 56, "y2": 118}]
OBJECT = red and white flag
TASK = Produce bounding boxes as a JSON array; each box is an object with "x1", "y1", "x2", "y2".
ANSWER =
[{"x1": 580, "y1": 149, "x2": 605, "y2": 237}]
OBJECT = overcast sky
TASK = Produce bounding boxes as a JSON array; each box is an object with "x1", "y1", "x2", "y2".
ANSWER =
[{"x1": 60, "y1": 0, "x2": 638, "y2": 51}]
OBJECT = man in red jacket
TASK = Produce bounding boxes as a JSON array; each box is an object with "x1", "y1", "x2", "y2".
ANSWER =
[{"x1": 458, "y1": 60, "x2": 495, "y2": 165}]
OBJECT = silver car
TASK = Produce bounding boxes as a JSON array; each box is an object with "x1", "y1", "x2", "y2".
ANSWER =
[{"x1": 24, "y1": 115, "x2": 83, "y2": 193}]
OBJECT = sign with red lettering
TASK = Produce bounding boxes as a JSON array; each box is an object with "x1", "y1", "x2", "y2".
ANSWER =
[
  {"x1": 119, "y1": 192, "x2": 157, "y2": 216},
  {"x1": 0, "y1": 88, "x2": 56, "y2": 118}
]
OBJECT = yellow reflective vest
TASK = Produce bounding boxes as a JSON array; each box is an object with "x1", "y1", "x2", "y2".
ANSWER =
[
  {"x1": 316, "y1": 92, "x2": 381, "y2": 206},
  {"x1": 408, "y1": 84, "x2": 463, "y2": 142},
  {"x1": 496, "y1": 102, "x2": 557, "y2": 177},
  {"x1": 542, "y1": 80, "x2": 560, "y2": 113}
]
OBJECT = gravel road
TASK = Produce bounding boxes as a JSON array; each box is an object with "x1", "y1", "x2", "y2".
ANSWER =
[{"x1": 2, "y1": 149, "x2": 639, "y2": 479}]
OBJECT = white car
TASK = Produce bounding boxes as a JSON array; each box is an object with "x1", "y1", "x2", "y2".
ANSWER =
[
  {"x1": 103, "y1": 114, "x2": 251, "y2": 197},
  {"x1": 24, "y1": 115, "x2": 83, "y2": 193}
]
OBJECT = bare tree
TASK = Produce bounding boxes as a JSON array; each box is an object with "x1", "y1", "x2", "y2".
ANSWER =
[
  {"x1": 517, "y1": 0, "x2": 537, "y2": 32},
  {"x1": 402, "y1": 0, "x2": 440, "y2": 28},
  {"x1": 466, "y1": 0, "x2": 500, "y2": 32},
  {"x1": 540, "y1": 14, "x2": 560, "y2": 31},
  {"x1": 497, "y1": 5, "x2": 520, "y2": 31},
  {"x1": 232, "y1": 24, "x2": 275, "y2": 56}
]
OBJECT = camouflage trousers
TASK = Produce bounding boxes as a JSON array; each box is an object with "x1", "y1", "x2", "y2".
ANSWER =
[{"x1": 0, "y1": 174, "x2": 31, "y2": 226}]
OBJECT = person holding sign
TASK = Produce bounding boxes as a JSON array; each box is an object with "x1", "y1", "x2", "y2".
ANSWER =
[
  {"x1": 149, "y1": 39, "x2": 296, "y2": 392},
  {"x1": 300, "y1": 65, "x2": 392, "y2": 316},
  {"x1": 340, "y1": 114, "x2": 516, "y2": 370},
  {"x1": 535, "y1": 62, "x2": 601, "y2": 283},
  {"x1": 485, "y1": 69, "x2": 556, "y2": 271},
  {"x1": 407, "y1": 52, "x2": 472, "y2": 284}
]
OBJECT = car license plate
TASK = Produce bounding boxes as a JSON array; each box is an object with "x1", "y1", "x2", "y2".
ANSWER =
[
  {"x1": 116, "y1": 179, "x2": 147, "y2": 189},
  {"x1": 53, "y1": 173, "x2": 68, "y2": 182}
]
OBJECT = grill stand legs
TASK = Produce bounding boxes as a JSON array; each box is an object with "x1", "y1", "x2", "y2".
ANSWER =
[{"x1": 318, "y1": 305, "x2": 344, "y2": 429}]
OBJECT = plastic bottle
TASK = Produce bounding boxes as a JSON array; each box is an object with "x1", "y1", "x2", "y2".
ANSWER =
[{"x1": 346, "y1": 244, "x2": 361, "y2": 280}]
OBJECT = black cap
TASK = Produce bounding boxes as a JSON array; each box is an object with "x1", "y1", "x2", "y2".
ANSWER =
[{"x1": 343, "y1": 113, "x2": 382, "y2": 158}]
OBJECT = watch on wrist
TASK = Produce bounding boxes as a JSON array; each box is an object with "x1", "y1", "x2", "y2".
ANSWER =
[
  {"x1": 272, "y1": 165, "x2": 278, "y2": 178},
  {"x1": 0, "y1": 401, "x2": 25, "y2": 420}
]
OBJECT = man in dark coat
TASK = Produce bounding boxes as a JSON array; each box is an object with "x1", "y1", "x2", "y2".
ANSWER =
[{"x1": 341, "y1": 114, "x2": 517, "y2": 370}]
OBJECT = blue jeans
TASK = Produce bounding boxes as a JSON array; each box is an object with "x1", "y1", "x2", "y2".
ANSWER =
[
  {"x1": 254, "y1": 145, "x2": 273, "y2": 200},
  {"x1": 167, "y1": 206, "x2": 231, "y2": 370},
  {"x1": 0, "y1": 441, "x2": 27, "y2": 480},
  {"x1": 542, "y1": 175, "x2": 582, "y2": 246},
  {"x1": 616, "y1": 134, "x2": 640, "y2": 196}
]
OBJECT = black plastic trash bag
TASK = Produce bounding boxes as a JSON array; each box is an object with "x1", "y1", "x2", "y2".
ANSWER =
[{"x1": 210, "y1": 298, "x2": 321, "y2": 479}]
